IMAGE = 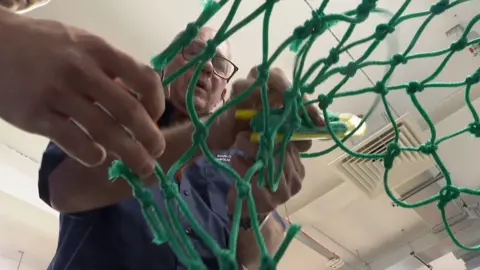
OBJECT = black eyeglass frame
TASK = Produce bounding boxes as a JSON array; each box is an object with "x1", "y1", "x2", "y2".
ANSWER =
[{"x1": 181, "y1": 42, "x2": 239, "y2": 82}]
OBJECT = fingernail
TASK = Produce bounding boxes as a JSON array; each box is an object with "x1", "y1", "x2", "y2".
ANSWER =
[
  {"x1": 139, "y1": 159, "x2": 155, "y2": 177},
  {"x1": 152, "y1": 133, "x2": 166, "y2": 158},
  {"x1": 152, "y1": 144, "x2": 165, "y2": 158}
]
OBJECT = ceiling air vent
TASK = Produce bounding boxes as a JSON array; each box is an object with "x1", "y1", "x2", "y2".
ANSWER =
[{"x1": 329, "y1": 114, "x2": 436, "y2": 198}]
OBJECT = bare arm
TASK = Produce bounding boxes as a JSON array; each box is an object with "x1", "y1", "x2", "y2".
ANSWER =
[
  {"x1": 236, "y1": 213, "x2": 286, "y2": 269},
  {"x1": 48, "y1": 121, "x2": 215, "y2": 212}
]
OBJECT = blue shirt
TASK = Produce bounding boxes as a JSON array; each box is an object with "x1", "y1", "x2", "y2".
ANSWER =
[{"x1": 38, "y1": 102, "x2": 284, "y2": 270}]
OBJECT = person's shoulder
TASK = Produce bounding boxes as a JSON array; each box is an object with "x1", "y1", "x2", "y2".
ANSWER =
[{"x1": 38, "y1": 141, "x2": 67, "y2": 206}]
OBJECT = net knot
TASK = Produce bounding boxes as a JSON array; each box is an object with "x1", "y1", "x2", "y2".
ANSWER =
[
  {"x1": 437, "y1": 185, "x2": 460, "y2": 209},
  {"x1": 260, "y1": 255, "x2": 276, "y2": 270},
  {"x1": 340, "y1": 62, "x2": 358, "y2": 78},
  {"x1": 356, "y1": 0, "x2": 376, "y2": 22},
  {"x1": 283, "y1": 88, "x2": 299, "y2": 101},
  {"x1": 218, "y1": 250, "x2": 237, "y2": 270},
  {"x1": 291, "y1": 20, "x2": 314, "y2": 51},
  {"x1": 200, "y1": 0, "x2": 221, "y2": 18},
  {"x1": 293, "y1": 22, "x2": 310, "y2": 40},
  {"x1": 317, "y1": 94, "x2": 333, "y2": 110},
  {"x1": 235, "y1": 180, "x2": 251, "y2": 198},
  {"x1": 406, "y1": 81, "x2": 424, "y2": 94},
  {"x1": 184, "y1": 23, "x2": 200, "y2": 40},
  {"x1": 161, "y1": 182, "x2": 179, "y2": 200},
  {"x1": 430, "y1": 0, "x2": 449, "y2": 15},
  {"x1": 260, "y1": 133, "x2": 275, "y2": 155},
  {"x1": 108, "y1": 160, "x2": 135, "y2": 181},
  {"x1": 465, "y1": 70, "x2": 480, "y2": 85},
  {"x1": 311, "y1": 13, "x2": 325, "y2": 34},
  {"x1": 326, "y1": 48, "x2": 340, "y2": 65},
  {"x1": 133, "y1": 187, "x2": 154, "y2": 208},
  {"x1": 291, "y1": 116, "x2": 302, "y2": 131},
  {"x1": 257, "y1": 64, "x2": 270, "y2": 82},
  {"x1": 203, "y1": 40, "x2": 217, "y2": 60},
  {"x1": 384, "y1": 143, "x2": 400, "y2": 169},
  {"x1": 193, "y1": 123, "x2": 209, "y2": 144},
  {"x1": 300, "y1": 84, "x2": 314, "y2": 94},
  {"x1": 374, "y1": 24, "x2": 395, "y2": 41},
  {"x1": 373, "y1": 81, "x2": 388, "y2": 95},
  {"x1": 450, "y1": 37, "x2": 468, "y2": 52},
  {"x1": 391, "y1": 54, "x2": 408, "y2": 66},
  {"x1": 468, "y1": 122, "x2": 480, "y2": 137},
  {"x1": 419, "y1": 142, "x2": 437, "y2": 155}
]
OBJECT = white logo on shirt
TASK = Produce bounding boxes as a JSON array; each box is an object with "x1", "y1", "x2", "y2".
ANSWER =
[{"x1": 216, "y1": 154, "x2": 231, "y2": 163}]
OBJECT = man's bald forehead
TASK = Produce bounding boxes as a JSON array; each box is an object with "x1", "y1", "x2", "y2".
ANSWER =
[
  {"x1": 173, "y1": 26, "x2": 232, "y2": 59},
  {"x1": 173, "y1": 26, "x2": 217, "y2": 41}
]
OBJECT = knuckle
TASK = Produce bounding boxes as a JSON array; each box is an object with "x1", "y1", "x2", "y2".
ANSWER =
[
  {"x1": 277, "y1": 190, "x2": 291, "y2": 205},
  {"x1": 231, "y1": 79, "x2": 249, "y2": 96},
  {"x1": 82, "y1": 121, "x2": 107, "y2": 142},
  {"x1": 270, "y1": 67, "x2": 283, "y2": 75},
  {"x1": 291, "y1": 180, "x2": 302, "y2": 196},
  {"x1": 55, "y1": 50, "x2": 89, "y2": 84},
  {"x1": 37, "y1": 117, "x2": 58, "y2": 138},
  {"x1": 248, "y1": 66, "x2": 259, "y2": 79},
  {"x1": 90, "y1": 125, "x2": 130, "y2": 154},
  {"x1": 297, "y1": 163, "x2": 306, "y2": 179},
  {"x1": 80, "y1": 34, "x2": 111, "y2": 56},
  {"x1": 42, "y1": 87, "x2": 68, "y2": 108},
  {"x1": 143, "y1": 66, "x2": 162, "y2": 90},
  {"x1": 143, "y1": 67, "x2": 165, "y2": 113},
  {"x1": 122, "y1": 100, "x2": 145, "y2": 126}
]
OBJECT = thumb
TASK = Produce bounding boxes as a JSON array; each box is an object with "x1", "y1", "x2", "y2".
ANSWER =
[{"x1": 232, "y1": 132, "x2": 258, "y2": 159}]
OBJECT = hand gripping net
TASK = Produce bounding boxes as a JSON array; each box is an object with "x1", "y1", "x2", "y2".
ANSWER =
[{"x1": 108, "y1": 0, "x2": 480, "y2": 269}]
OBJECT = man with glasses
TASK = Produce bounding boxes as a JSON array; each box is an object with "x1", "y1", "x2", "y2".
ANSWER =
[
  {"x1": 39, "y1": 26, "x2": 322, "y2": 269},
  {"x1": 161, "y1": 29, "x2": 238, "y2": 119}
]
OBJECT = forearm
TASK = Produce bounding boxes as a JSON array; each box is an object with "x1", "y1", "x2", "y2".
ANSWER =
[
  {"x1": 49, "y1": 121, "x2": 207, "y2": 212},
  {"x1": 236, "y1": 212, "x2": 286, "y2": 269}
]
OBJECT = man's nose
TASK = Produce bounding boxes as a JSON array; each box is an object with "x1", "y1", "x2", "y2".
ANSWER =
[{"x1": 201, "y1": 59, "x2": 214, "y2": 76}]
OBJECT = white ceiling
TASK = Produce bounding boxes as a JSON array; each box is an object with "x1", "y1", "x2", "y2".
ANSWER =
[
  {"x1": 0, "y1": 191, "x2": 57, "y2": 269},
  {"x1": 1, "y1": 0, "x2": 480, "y2": 269}
]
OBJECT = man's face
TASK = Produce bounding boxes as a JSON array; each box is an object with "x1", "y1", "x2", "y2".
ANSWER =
[{"x1": 165, "y1": 27, "x2": 233, "y2": 116}]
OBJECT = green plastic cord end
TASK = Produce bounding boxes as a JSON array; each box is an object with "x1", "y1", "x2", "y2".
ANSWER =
[
  {"x1": 200, "y1": 0, "x2": 214, "y2": 9},
  {"x1": 108, "y1": 160, "x2": 135, "y2": 182}
]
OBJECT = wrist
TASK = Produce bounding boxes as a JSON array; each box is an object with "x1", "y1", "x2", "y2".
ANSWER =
[
  {"x1": 0, "y1": 6, "x2": 15, "y2": 17},
  {"x1": 228, "y1": 212, "x2": 270, "y2": 231}
]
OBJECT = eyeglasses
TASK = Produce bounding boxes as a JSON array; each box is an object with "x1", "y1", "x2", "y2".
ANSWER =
[{"x1": 182, "y1": 41, "x2": 238, "y2": 81}]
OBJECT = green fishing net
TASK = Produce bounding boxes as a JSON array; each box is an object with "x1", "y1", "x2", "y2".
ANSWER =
[{"x1": 107, "y1": 0, "x2": 480, "y2": 268}]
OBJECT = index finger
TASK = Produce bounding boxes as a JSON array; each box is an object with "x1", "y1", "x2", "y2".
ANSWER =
[
  {"x1": 247, "y1": 66, "x2": 292, "y2": 95},
  {"x1": 86, "y1": 37, "x2": 165, "y2": 122},
  {"x1": 231, "y1": 77, "x2": 284, "y2": 111},
  {"x1": 76, "y1": 62, "x2": 166, "y2": 159},
  {"x1": 303, "y1": 97, "x2": 325, "y2": 127}
]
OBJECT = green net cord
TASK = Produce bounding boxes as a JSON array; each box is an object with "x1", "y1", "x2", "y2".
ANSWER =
[{"x1": 107, "y1": 0, "x2": 480, "y2": 268}]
